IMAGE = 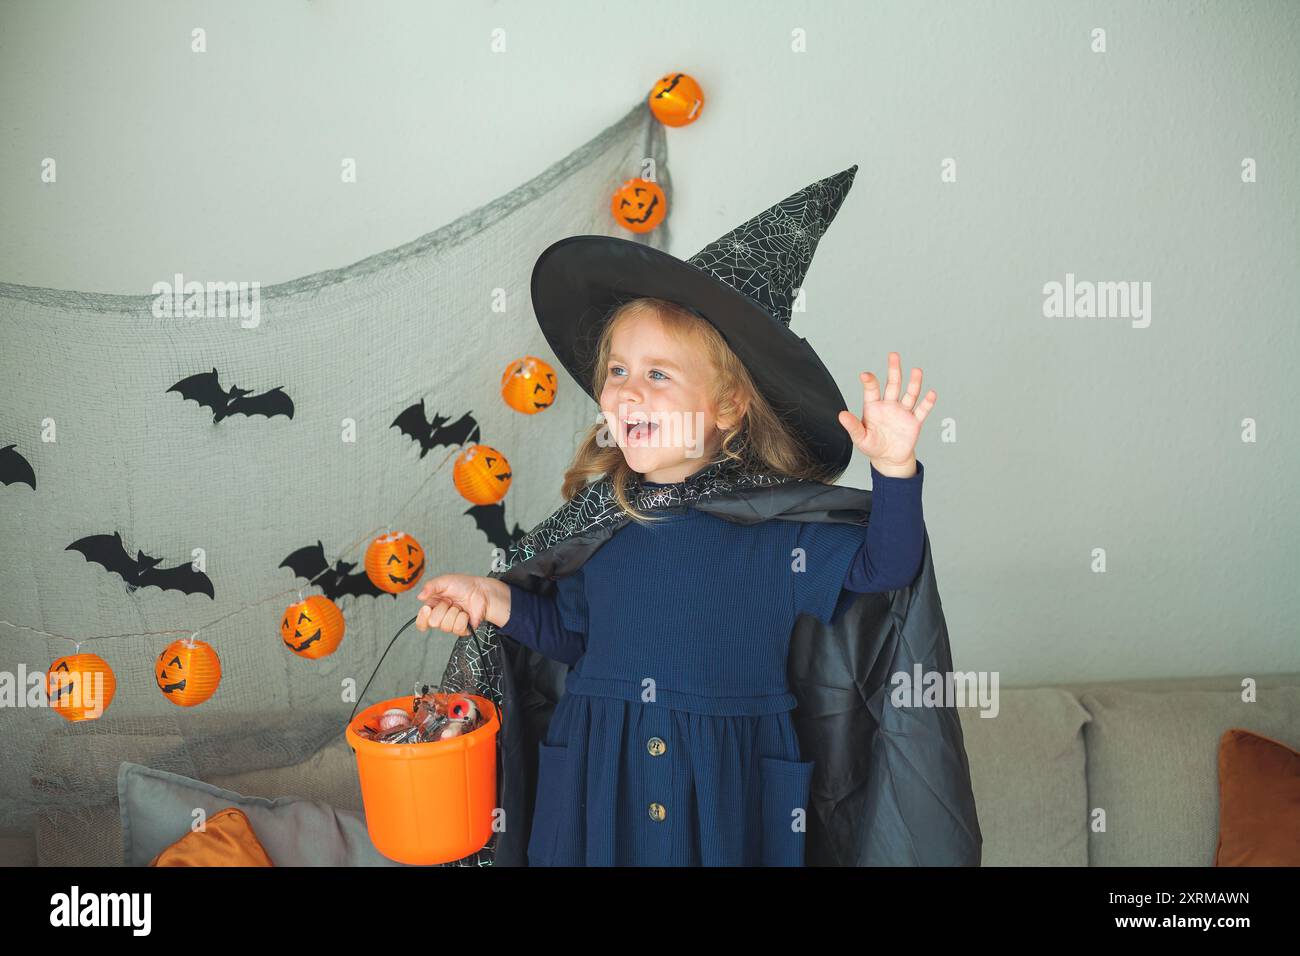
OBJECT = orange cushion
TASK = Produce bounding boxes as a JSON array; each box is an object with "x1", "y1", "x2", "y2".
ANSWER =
[
  {"x1": 1213, "y1": 728, "x2": 1300, "y2": 866},
  {"x1": 148, "y1": 807, "x2": 275, "y2": 867}
]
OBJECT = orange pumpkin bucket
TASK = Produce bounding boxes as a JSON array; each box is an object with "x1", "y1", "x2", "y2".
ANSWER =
[{"x1": 345, "y1": 693, "x2": 500, "y2": 865}]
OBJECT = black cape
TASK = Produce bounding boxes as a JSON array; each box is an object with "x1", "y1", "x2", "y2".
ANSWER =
[{"x1": 436, "y1": 456, "x2": 982, "y2": 866}]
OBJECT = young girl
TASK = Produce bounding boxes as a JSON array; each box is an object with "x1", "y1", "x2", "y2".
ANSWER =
[{"x1": 417, "y1": 166, "x2": 944, "y2": 867}]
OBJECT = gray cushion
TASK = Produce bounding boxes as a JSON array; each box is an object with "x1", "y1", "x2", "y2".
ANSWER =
[
  {"x1": 117, "y1": 761, "x2": 406, "y2": 867},
  {"x1": 1081, "y1": 684, "x2": 1300, "y2": 866},
  {"x1": 35, "y1": 735, "x2": 365, "y2": 868},
  {"x1": 959, "y1": 688, "x2": 1091, "y2": 865}
]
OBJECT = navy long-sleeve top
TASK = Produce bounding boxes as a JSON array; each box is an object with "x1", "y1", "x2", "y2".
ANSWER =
[{"x1": 500, "y1": 460, "x2": 925, "y2": 688}]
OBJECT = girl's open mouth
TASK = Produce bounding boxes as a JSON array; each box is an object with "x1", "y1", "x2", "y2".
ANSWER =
[{"x1": 624, "y1": 418, "x2": 658, "y2": 443}]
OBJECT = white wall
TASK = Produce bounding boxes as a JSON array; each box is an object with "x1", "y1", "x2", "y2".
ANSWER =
[{"x1": 1, "y1": 0, "x2": 1296, "y2": 684}]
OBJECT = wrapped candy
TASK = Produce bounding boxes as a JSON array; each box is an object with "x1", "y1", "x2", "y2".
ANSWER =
[
  {"x1": 354, "y1": 688, "x2": 484, "y2": 744},
  {"x1": 378, "y1": 708, "x2": 413, "y2": 732}
]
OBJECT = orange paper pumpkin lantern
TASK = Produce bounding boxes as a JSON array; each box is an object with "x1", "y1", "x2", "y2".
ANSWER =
[
  {"x1": 501, "y1": 356, "x2": 557, "y2": 414},
  {"x1": 648, "y1": 71, "x2": 704, "y2": 127},
  {"x1": 454, "y1": 443, "x2": 512, "y2": 505},
  {"x1": 610, "y1": 177, "x2": 667, "y2": 234},
  {"x1": 47, "y1": 653, "x2": 117, "y2": 722},
  {"x1": 281, "y1": 594, "x2": 346, "y2": 658},
  {"x1": 364, "y1": 532, "x2": 426, "y2": 595},
  {"x1": 155, "y1": 637, "x2": 221, "y2": 707}
]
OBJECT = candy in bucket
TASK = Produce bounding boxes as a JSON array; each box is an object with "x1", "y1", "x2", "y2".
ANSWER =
[{"x1": 353, "y1": 684, "x2": 485, "y2": 744}]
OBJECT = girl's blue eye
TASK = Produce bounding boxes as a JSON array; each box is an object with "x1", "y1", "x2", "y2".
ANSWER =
[{"x1": 608, "y1": 366, "x2": 669, "y2": 381}]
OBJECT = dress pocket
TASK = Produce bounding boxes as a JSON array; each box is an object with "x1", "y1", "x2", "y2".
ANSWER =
[
  {"x1": 757, "y1": 755, "x2": 815, "y2": 867},
  {"x1": 527, "y1": 741, "x2": 570, "y2": 866}
]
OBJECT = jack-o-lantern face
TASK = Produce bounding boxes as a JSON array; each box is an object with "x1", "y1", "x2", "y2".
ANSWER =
[
  {"x1": 155, "y1": 638, "x2": 221, "y2": 706},
  {"x1": 156, "y1": 653, "x2": 184, "y2": 694},
  {"x1": 47, "y1": 653, "x2": 117, "y2": 722},
  {"x1": 501, "y1": 356, "x2": 557, "y2": 414},
  {"x1": 454, "y1": 444, "x2": 512, "y2": 505},
  {"x1": 610, "y1": 178, "x2": 667, "y2": 234},
  {"x1": 280, "y1": 595, "x2": 345, "y2": 658},
  {"x1": 648, "y1": 72, "x2": 705, "y2": 127},
  {"x1": 387, "y1": 543, "x2": 424, "y2": 585},
  {"x1": 364, "y1": 533, "x2": 425, "y2": 595}
]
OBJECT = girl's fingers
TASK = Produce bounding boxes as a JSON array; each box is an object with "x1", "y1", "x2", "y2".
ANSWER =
[
  {"x1": 421, "y1": 601, "x2": 448, "y2": 633},
  {"x1": 913, "y1": 389, "x2": 937, "y2": 424},
  {"x1": 883, "y1": 352, "x2": 902, "y2": 402},
  {"x1": 838, "y1": 409, "x2": 867, "y2": 445},
  {"x1": 418, "y1": 601, "x2": 455, "y2": 633},
  {"x1": 414, "y1": 579, "x2": 480, "y2": 637},
  {"x1": 901, "y1": 367, "x2": 923, "y2": 410},
  {"x1": 854, "y1": 355, "x2": 936, "y2": 445},
  {"x1": 438, "y1": 604, "x2": 461, "y2": 633},
  {"x1": 860, "y1": 372, "x2": 881, "y2": 425}
]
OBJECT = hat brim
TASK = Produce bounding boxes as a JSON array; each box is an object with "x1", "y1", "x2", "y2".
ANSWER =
[{"x1": 530, "y1": 234, "x2": 853, "y2": 476}]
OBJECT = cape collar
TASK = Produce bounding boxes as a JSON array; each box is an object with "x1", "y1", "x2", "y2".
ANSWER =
[
  {"x1": 629, "y1": 456, "x2": 784, "y2": 512},
  {"x1": 495, "y1": 456, "x2": 870, "y2": 587}
]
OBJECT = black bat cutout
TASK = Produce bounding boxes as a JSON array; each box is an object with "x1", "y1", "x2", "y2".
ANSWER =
[
  {"x1": 168, "y1": 368, "x2": 294, "y2": 423},
  {"x1": 391, "y1": 402, "x2": 480, "y2": 458},
  {"x1": 0, "y1": 444, "x2": 36, "y2": 489},
  {"x1": 465, "y1": 503, "x2": 526, "y2": 554},
  {"x1": 279, "y1": 541, "x2": 394, "y2": 603},
  {"x1": 67, "y1": 532, "x2": 215, "y2": 599}
]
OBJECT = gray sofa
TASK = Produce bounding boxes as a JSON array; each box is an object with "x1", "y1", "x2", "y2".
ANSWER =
[{"x1": 3, "y1": 671, "x2": 1296, "y2": 867}]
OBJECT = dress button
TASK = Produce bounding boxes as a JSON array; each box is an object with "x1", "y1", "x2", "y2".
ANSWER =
[
  {"x1": 648, "y1": 802, "x2": 666, "y2": 822},
  {"x1": 646, "y1": 736, "x2": 666, "y2": 756}
]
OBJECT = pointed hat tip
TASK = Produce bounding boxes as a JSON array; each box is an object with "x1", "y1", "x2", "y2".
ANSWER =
[{"x1": 820, "y1": 164, "x2": 859, "y2": 188}]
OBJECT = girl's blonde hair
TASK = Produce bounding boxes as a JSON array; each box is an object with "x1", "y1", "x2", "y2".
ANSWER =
[{"x1": 559, "y1": 296, "x2": 836, "y2": 524}]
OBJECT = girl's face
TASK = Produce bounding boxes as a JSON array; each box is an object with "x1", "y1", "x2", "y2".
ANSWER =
[{"x1": 599, "y1": 309, "x2": 732, "y2": 484}]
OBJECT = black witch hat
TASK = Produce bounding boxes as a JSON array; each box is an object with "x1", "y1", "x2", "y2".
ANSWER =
[{"x1": 531, "y1": 164, "x2": 860, "y2": 476}]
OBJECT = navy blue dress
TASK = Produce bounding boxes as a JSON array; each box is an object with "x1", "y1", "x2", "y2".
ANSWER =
[{"x1": 501, "y1": 460, "x2": 925, "y2": 866}]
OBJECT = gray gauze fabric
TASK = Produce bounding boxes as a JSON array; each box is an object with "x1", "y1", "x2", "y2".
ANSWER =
[{"x1": 0, "y1": 102, "x2": 670, "y2": 842}]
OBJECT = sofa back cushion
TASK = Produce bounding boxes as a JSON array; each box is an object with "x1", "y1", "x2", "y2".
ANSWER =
[
  {"x1": 958, "y1": 688, "x2": 1091, "y2": 866},
  {"x1": 1081, "y1": 684, "x2": 1300, "y2": 866}
]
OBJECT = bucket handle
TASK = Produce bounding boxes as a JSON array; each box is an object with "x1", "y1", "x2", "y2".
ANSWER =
[{"x1": 347, "y1": 612, "x2": 499, "y2": 732}]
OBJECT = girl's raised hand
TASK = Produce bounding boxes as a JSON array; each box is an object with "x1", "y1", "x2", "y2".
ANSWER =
[
  {"x1": 837, "y1": 352, "x2": 936, "y2": 470},
  {"x1": 415, "y1": 573, "x2": 494, "y2": 637}
]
